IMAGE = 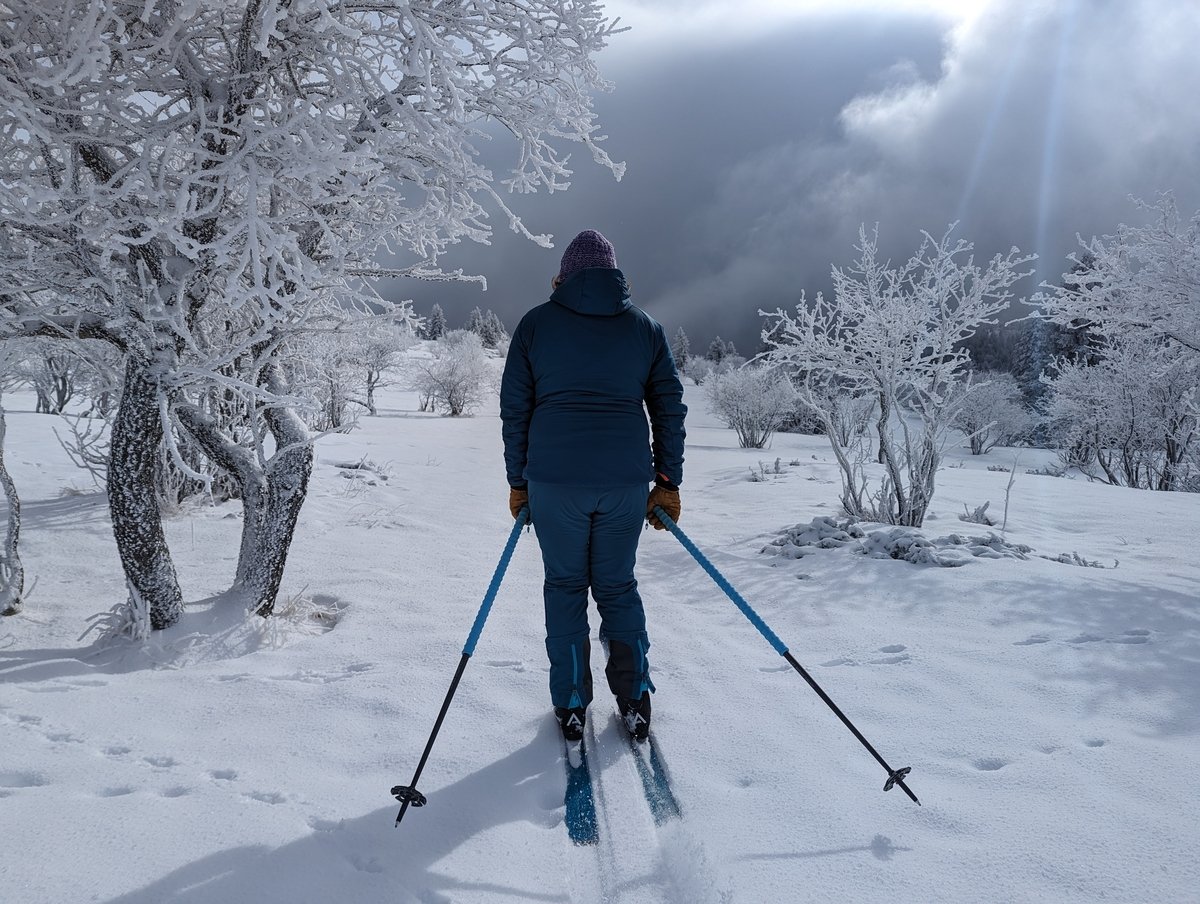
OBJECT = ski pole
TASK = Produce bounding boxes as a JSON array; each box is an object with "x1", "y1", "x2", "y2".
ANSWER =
[
  {"x1": 654, "y1": 506, "x2": 921, "y2": 806},
  {"x1": 391, "y1": 507, "x2": 530, "y2": 826}
]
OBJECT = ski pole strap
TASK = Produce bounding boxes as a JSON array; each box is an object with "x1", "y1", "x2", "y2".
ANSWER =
[
  {"x1": 654, "y1": 506, "x2": 789, "y2": 656},
  {"x1": 463, "y1": 507, "x2": 529, "y2": 657}
]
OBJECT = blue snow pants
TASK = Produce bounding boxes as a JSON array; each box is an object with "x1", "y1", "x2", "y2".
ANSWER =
[{"x1": 527, "y1": 481, "x2": 655, "y2": 710}]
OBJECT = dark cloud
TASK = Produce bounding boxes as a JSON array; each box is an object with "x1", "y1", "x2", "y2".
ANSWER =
[{"x1": 393, "y1": 1, "x2": 1200, "y2": 356}]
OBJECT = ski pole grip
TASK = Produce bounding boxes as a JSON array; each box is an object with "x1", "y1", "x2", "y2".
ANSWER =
[
  {"x1": 463, "y1": 508, "x2": 528, "y2": 656},
  {"x1": 654, "y1": 506, "x2": 790, "y2": 656}
]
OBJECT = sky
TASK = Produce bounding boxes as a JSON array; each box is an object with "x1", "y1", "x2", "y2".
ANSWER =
[{"x1": 394, "y1": 0, "x2": 1200, "y2": 357}]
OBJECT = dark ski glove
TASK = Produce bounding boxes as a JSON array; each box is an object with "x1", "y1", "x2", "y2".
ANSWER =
[
  {"x1": 646, "y1": 486, "x2": 680, "y2": 530},
  {"x1": 509, "y1": 486, "x2": 529, "y2": 520}
]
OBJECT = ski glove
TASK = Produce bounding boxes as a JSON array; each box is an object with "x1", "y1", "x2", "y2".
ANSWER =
[
  {"x1": 646, "y1": 486, "x2": 680, "y2": 530},
  {"x1": 509, "y1": 486, "x2": 529, "y2": 521}
]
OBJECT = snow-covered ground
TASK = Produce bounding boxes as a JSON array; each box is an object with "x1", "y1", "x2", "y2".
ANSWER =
[{"x1": 2, "y1": 379, "x2": 1197, "y2": 904}]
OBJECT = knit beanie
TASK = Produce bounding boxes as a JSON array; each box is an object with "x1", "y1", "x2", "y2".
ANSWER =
[{"x1": 557, "y1": 229, "x2": 617, "y2": 281}]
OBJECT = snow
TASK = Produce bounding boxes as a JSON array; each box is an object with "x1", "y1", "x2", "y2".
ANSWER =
[{"x1": 2, "y1": 380, "x2": 1198, "y2": 903}]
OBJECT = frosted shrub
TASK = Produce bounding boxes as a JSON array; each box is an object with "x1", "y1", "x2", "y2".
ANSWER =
[
  {"x1": 414, "y1": 332, "x2": 492, "y2": 416},
  {"x1": 1047, "y1": 335, "x2": 1198, "y2": 490},
  {"x1": 761, "y1": 225, "x2": 1034, "y2": 526},
  {"x1": 705, "y1": 367, "x2": 797, "y2": 449},
  {"x1": 682, "y1": 357, "x2": 715, "y2": 386},
  {"x1": 954, "y1": 372, "x2": 1035, "y2": 454}
]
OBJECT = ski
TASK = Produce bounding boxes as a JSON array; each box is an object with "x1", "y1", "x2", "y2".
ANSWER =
[
  {"x1": 563, "y1": 735, "x2": 599, "y2": 845},
  {"x1": 620, "y1": 715, "x2": 682, "y2": 825}
]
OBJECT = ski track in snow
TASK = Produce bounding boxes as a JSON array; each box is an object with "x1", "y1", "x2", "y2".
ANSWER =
[{"x1": 579, "y1": 712, "x2": 730, "y2": 904}]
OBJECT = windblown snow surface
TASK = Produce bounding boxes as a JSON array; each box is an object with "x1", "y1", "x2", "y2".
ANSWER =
[{"x1": 1, "y1": 377, "x2": 1197, "y2": 904}]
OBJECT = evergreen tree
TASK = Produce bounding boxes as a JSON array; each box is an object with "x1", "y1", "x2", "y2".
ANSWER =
[
  {"x1": 480, "y1": 310, "x2": 507, "y2": 349},
  {"x1": 671, "y1": 327, "x2": 691, "y2": 367},
  {"x1": 707, "y1": 335, "x2": 729, "y2": 363},
  {"x1": 465, "y1": 306, "x2": 486, "y2": 336},
  {"x1": 426, "y1": 304, "x2": 447, "y2": 341}
]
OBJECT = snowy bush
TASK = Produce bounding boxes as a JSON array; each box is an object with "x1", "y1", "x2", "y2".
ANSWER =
[
  {"x1": 682, "y1": 357, "x2": 715, "y2": 386},
  {"x1": 761, "y1": 225, "x2": 1034, "y2": 526},
  {"x1": 705, "y1": 366, "x2": 797, "y2": 448},
  {"x1": 413, "y1": 332, "x2": 493, "y2": 416},
  {"x1": 1046, "y1": 334, "x2": 1198, "y2": 491},
  {"x1": 954, "y1": 372, "x2": 1036, "y2": 454},
  {"x1": 763, "y1": 516, "x2": 1033, "y2": 568}
]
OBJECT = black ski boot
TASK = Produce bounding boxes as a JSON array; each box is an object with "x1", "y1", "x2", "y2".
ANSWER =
[
  {"x1": 617, "y1": 692, "x2": 651, "y2": 742},
  {"x1": 555, "y1": 706, "x2": 587, "y2": 742}
]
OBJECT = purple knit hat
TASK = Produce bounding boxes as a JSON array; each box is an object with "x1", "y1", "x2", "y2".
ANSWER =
[{"x1": 557, "y1": 229, "x2": 617, "y2": 281}]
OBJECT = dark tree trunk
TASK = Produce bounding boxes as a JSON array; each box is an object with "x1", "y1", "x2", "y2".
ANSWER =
[
  {"x1": 107, "y1": 357, "x2": 184, "y2": 629},
  {"x1": 0, "y1": 404, "x2": 24, "y2": 616},
  {"x1": 175, "y1": 364, "x2": 313, "y2": 618}
]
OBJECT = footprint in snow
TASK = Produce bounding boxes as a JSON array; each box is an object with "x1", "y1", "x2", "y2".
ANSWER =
[
  {"x1": 1013, "y1": 634, "x2": 1051, "y2": 646},
  {"x1": 0, "y1": 770, "x2": 49, "y2": 789},
  {"x1": 209, "y1": 769, "x2": 238, "y2": 782},
  {"x1": 98, "y1": 786, "x2": 136, "y2": 797},
  {"x1": 871, "y1": 645, "x2": 911, "y2": 665},
  {"x1": 307, "y1": 816, "x2": 343, "y2": 832},
  {"x1": 485, "y1": 659, "x2": 528, "y2": 672},
  {"x1": 1066, "y1": 633, "x2": 1104, "y2": 644},
  {"x1": 1110, "y1": 630, "x2": 1151, "y2": 644},
  {"x1": 1084, "y1": 739, "x2": 1107, "y2": 748},
  {"x1": 160, "y1": 786, "x2": 192, "y2": 798},
  {"x1": 104, "y1": 745, "x2": 131, "y2": 758},
  {"x1": 972, "y1": 757, "x2": 1009, "y2": 772},
  {"x1": 244, "y1": 790, "x2": 286, "y2": 805},
  {"x1": 45, "y1": 731, "x2": 83, "y2": 744},
  {"x1": 143, "y1": 756, "x2": 179, "y2": 769},
  {"x1": 757, "y1": 664, "x2": 791, "y2": 673}
]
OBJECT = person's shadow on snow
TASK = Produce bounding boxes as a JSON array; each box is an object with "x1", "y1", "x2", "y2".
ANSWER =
[{"x1": 100, "y1": 717, "x2": 570, "y2": 904}]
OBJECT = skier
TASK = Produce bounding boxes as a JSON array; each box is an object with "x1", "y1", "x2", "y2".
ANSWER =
[{"x1": 500, "y1": 229, "x2": 686, "y2": 743}]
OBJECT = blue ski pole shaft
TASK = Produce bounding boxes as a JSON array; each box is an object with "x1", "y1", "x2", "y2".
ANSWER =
[
  {"x1": 393, "y1": 508, "x2": 530, "y2": 826},
  {"x1": 654, "y1": 507, "x2": 920, "y2": 806}
]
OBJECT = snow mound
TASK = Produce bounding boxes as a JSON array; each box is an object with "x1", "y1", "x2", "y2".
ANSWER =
[
  {"x1": 80, "y1": 593, "x2": 343, "y2": 671},
  {"x1": 763, "y1": 516, "x2": 1033, "y2": 567}
]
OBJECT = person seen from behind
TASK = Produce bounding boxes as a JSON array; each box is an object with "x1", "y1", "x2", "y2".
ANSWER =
[{"x1": 500, "y1": 229, "x2": 686, "y2": 744}]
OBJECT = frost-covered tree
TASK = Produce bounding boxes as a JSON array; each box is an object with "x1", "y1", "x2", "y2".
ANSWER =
[
  {"x1": 0, "y1": 0, "x2": 623, "y2": 625},
  {"x1": 682, "y1": 356, "x2": 715, "y2": 386},
  {"x1": 465, "y1": 307, "x2": 487, "y2": 337},
  {"x1": 1047, "y1": 334, "x2": 1197, "y2": 490},
  {"x1": 362, "y1": 324, "x2": 416, "y2": 416},
  {"x1": 412, "y1": 331, "x2": 492, "y2": 416},
  {"x1": 953, "y1": 372, "x2": 1035, "y2": 455},
  {"x1": 1037, "y1": 196, "x2": 1200, "y2": 355},
  {"x1": 705, "y1": 366, "x2": 796, "y2": 449},
  {"x1": 707, "y1": 336, "x2": 737, "y2": 364},
  {"x1": 480, "y1": 310, "x2": 507, "y2": 350},
  {"x1": 761, "y1": 225, "x2": 1034, "y2": 526},
  {"x1": 671, "y1": 327, "x2": 691, "y2": 368},
  {"x1": 16, "y1": 341, "x2": 87, "y2": 414},
  {"x1": 425, "y1": 305, "x2": 448, "y2": 341},
  {"x1": 1035, "y1": 197, "x2": 1200, "y2": 489}
]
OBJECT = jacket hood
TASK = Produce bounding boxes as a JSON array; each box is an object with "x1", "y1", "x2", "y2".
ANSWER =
[{"x1": 550, "y1": 267, "x2": 631, "y2": 317}]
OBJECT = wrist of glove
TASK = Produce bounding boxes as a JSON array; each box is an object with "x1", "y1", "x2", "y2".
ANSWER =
[
  {"x1": 509, "y1": 486, "x2": 529, "y2": 521},
  {"x1": 646, "y1": 485, "x2": 681, "y2": 530}
]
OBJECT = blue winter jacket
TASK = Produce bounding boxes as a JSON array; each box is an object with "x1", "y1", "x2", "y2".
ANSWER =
[{"x1": 500, "y1": 268, "x2": 686, "y2": 489}]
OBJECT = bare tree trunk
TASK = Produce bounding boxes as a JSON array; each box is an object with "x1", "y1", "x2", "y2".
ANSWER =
[
  {"x1": 107, "y1": 357, "x2": 184, "y2": 629},
  {"x1": 0, "y1": 404, "x2": 24, "y2": 616}
]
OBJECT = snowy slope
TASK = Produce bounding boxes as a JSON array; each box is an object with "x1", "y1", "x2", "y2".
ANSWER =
[{"x1": 1, "y1": 381, "x2": 1197, "y2": 904}]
